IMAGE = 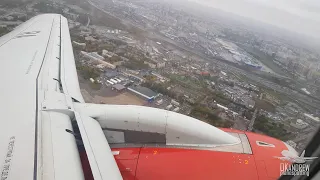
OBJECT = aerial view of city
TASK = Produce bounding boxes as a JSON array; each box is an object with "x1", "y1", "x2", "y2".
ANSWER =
[
  {"x1": 2, "y1": 0, "x2": 319, "y2": 152},
  {"x1": 1, "y1": 0, "x2": 320, "y2": 172}
]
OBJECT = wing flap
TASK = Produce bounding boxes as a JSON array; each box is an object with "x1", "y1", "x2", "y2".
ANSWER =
[{"x1": 75, "y1": 112, "x2": 123, "y2": 180}]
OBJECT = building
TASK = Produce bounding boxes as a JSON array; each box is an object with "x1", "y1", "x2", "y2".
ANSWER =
[
  {"x1": 304, "y1": 113, "x2": 320, "y2": 122},
  {"x1": 171, "y1": 99, "x2": 180, "y2": 106},
  {"x1": 90, "y1": 52, "x2": 104, "y2": 60},
  {"x1": 113, "y1": 61, "x2": 124, "y2": 66},
  {"x1": 4, "y1": 16, "x2": 13, "y2": 21},
  {"x1": 80, "y1": 51, "x2": 116, "y2": 69},
  {"x1": 290, "y1": 119, "x2": 309, "y2": 129},
  {"x1": 246, "y1": 99, "x2": 255, "y2": 109},
  {"x1": 156, "y1": 99, "x2": 163, "y2": 105},
  {"x1": 85, "y1": 36, "x2": 97, "y2": 42},
  {"x1": 144, "y1": 61, "x2": 156, "y2": 69},
  {"x1": 220, "y1": 71, "x2": 227, "y2": 76},
  {"x1": 107, "y1": 80, "x2": 114, "y2": 85},
  {"x1": 151, "y1": 72, "x2": 169, "y2": 82},
  {"x1": 144, "y1": 59, "x2": 166, "y2": 69},
  {"x1": 166, "y1": 104, "x2": 173, "y2": 110},
  {"x1": 128, "y1": 86, "x2": 158, "y2": 101},
  {"x1": 156, "y1": 61, "x2": 166, "y2": 68},
  {"x1": 173, "y1": 107, "x2": 180, "y2": 112},
  {"x1": 124, "y1": 73, "x2": 145, "y2": 83},
  {"x1": 110, "y1": 79, "x2": 118, "y2": 84},
  {"x1": 104, "y1": 70, "x2": 119, "y2": 78},
  {"x1": 102, "y1": 49, "x2": 117, "y2": 58},
  {"x1": 217, "y1": 104, "x2": 228, "y2": 111},
  {"x1": 112, "y1": 84, "x2": 126, "y2": 91},
  {"x1": 301, "y1": 88, "x2": 311, "y2": 95},
  {"x1": 80, "y1": 51, "x2": 104, "y2": 61}
]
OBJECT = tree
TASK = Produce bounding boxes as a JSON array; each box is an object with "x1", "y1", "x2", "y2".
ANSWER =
[
  {"x1": 77, "y1": 65, "x2": 100, "y2": 80},
  {"x1": 253, "y1": 115, "x2": 291, "y2": 141},
  {"x1": 141, "y1": 81, "x2": 176, "y2": 99},
  {"x1": 255, "y1": 99, "x2": 276, "y2": 113},
  {"x1": 143, "y1": 75, "x2": 157, "y2": 82},
  {"x1": 89, "y1": 81, "x2": 101, "y2": 90},
  {"x1": 0, "y1": 27, "x2": 10, "y2": 37},
  {"x1": 189, "y1": 105, "x2": 233, "y2": 128},
  {"x1": 243, "y1": 110, "x2": 253, "y2": 120},
  {"x1": 172, "y1": 63, "x2": 178, "y2": 68},
  {"x1": 101, "y1": 44, "x2": 115, "y2": 52},
  {"x1": 123, "y1": 60, "x2": 148, "y2": 70}
]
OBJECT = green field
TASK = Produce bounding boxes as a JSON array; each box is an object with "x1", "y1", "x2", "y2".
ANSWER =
[{"x1": 168, "y1": 74, "x2": 206, "y2": 90}]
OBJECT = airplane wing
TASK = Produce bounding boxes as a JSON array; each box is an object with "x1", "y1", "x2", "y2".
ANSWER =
[
  {"x1": 0, "y1": 14, "x2": 67, "y2": 180},
  {"x1": 304, "y1": 157, "x2": 318, "y2": 160},
  {"x1": 300, "y1": 150, "x2": 306, "y2": 158},
  {"x1": 299, "y1": 150, "x2": 317, "y2": 161},
  {"x1": 0, "y1": 14, "x2": 122, "y2": 180}
]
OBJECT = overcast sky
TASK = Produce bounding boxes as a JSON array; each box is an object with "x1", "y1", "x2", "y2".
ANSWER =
[{"x1": 189, "y1": 0, "x2": 320, "y2": 39}]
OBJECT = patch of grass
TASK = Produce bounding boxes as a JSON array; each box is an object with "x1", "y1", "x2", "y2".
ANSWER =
[
  {"x1": 123, "y1": 59, "x2": 148, "y2": 70},
  {"x1": 76, "y1": 64, "x2": 100, "y2": 80},
  {"x1": 89, "y1": 82, "x2": 101, "y2": 90},
  {"x1": 0, "y1": 27, "x2": 10, "y2": 37},
  {"x1": 255, "y1": 99, "x2": 276, "y2": 113},
  {"x1": 168, "y1": 74, "x2": 205, "y2": 90}
]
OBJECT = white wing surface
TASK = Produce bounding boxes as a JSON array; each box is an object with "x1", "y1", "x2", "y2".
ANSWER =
[{"x1": 0, "y1": 14, "x2": 94, "y2": 180}]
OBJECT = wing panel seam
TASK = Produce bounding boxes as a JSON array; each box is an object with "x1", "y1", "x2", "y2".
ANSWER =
[{"x1": 33, "y1": 18, "x2": 56, "y2": 180}]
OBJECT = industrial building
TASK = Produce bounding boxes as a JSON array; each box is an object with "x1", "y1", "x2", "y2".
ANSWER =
[
  {"x1": 171, "y1": 99, "x2": 180, "y2": 106},
  {"x1": 144, "y1": 61, "x2": 156, "y2": 69},
  {"x1": 173, "y1": 107, "x2": 180, "y2": 112},
  {"x1": 156, "y1": 99, "x2": 163, "y2": 105},
  {"x1": 112, "y1": 84, "x2": 126, "y2": 92},
  {"x1": 166, "y1": 104, "x2": 173, "y2": 110},
  {"x1": 102, "y1": 49, "x2": 117, "y2": 58},
  {"x1": 128, "y1": 86, "x2": 158, "y2": 101},
  {"x1": 80, "y1": 51, "x2": 116, "y2": 69},
  {"x1": 104, "y1": 70, "x2": 120, "y2": 78}
]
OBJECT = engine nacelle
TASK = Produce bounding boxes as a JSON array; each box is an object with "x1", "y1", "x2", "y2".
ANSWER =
[{"x1": 74, "y1": 103, "x2": 240, "y2": 147}]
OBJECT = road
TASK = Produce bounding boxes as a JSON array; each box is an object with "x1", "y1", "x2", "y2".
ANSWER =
[
  {"x1": 247, "y1": 109, "x2": 258, "y2": 131},
  {"x1": 86, "y1": 16, "x2": 90, "y2": 27}
]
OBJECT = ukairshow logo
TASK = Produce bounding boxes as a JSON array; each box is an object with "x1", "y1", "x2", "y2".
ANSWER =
[{"x1": 274, "y1": 150, "x2": 317, "y2": 176}]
